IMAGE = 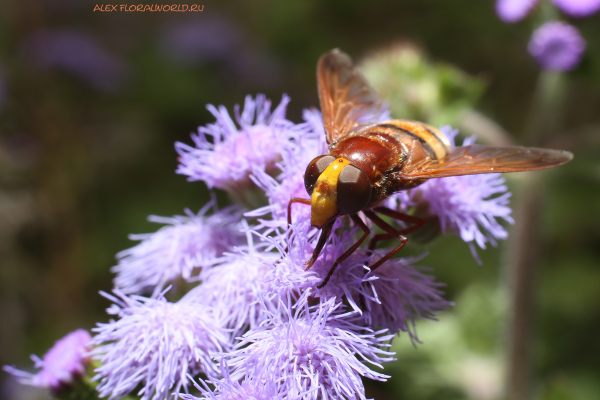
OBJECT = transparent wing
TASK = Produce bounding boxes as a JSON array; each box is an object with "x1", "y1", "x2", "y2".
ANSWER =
[
  {"x1": 401, "y1": 145, "x2": 573, "y2": 179},
  {"x1": 317, "y1": 49, "x2": 383, "y2": 144}
]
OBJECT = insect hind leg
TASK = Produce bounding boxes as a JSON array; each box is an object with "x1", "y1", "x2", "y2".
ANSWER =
[
  {"x1": 364, "y1": 207, "x2": 426, "y2": 264},
  {"x1": 373, "y1": 206, "x2": 427, "y2": 235},
  {"x1": 358, "y1": 208, "x2": 426, "y2": 311},
  {"x1": 363, "y1": 210, "x2": 411, "y2": 272}
]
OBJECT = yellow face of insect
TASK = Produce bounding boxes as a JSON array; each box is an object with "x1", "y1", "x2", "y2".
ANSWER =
[{"x1": 310, "y1": 158, "x2": 351, "y2": 228}]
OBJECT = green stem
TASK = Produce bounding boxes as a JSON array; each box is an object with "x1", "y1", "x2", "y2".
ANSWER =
[
  {"x1": 503, "y1": 71, "x2": 567, "y2": 400},
  {"x1": 522, "y1": 71, "x2": 566, "y2": 145}
]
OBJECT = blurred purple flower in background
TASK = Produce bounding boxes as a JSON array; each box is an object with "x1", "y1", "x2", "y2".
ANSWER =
[
  {"x1": 159, "y1": 14, "x2": 282, "y2": 86},
  {"x1": 3, "y1": 329, "x2": 91, "y2": 393},
  {"x1": 91, "y1": 291, "x2": 229, "y2": 400},
  {"x1": 112, "y1": 203, "x2": 244, "y2": 295},
  {"x1": 496, "y1": 0, "x2": 540, "y2": 22},
  {"x1": 160, "y1": 15, "x2": 242, "y2": 66},
  {"x1": 551, "y1": 0, "x2": 600, "y2": 16},
  {"x1": 528, "y1": 21, "x2": 586, "y2": 71},
  {"x1": 20, "y1": 29, "x2": 129, "y2": 92},
  {"x1": 496, "y1": 0, "x2": 600, "y2": 21}
]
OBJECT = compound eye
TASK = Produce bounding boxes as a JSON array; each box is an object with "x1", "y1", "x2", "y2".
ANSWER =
[
  {"x1": 337, "y1": 165, "x2": 371, "y2": 215},
  {"x1": 304, "y1": 155, "x2": 336, "y2": 195}
]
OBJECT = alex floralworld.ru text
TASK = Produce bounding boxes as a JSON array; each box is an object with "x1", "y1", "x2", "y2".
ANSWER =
[{"x1": 93, "y1": 4, "x2": 204, "y2": 12}]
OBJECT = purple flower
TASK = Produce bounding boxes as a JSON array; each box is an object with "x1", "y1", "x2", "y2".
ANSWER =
[
  {"x1": 551, "y1": 0, "x2": 600, "y2": 16},
  {"x1": 528, "y1": 21, "x2": 586, "y2": 72},
  {"x1": 264, "y1": 218, "x2": 450, "y2": 338},
  {"x1": 247, "y1": 109, "x2": 325, "y2": 231},
  {"x1": 222, "y1": 297, "x2": 394, "y2": 400},
  {"x1": 393, "y1": 126, "x2": 513, "y2": 259},
  {"x1": 179, "y1": 359, "x2": 283, "y2": 400},
  {"x1": 361, "y1": 255, "x2": 452, "y2": 340},
  {"x1": 160, "y1": 15, "x2": 242, "y2": 66},
  {"x1": 495, "y1": 0, "x2": 540, "y2": 23},
  {"x1": 183, "y1": 245, "x2": 278, "y2": 338},
  {"x1": 175, "y1": 95, "x2": 310, "y2": 203},
  {"x1": 262, "y1": 218, "x2": 373, "y2": 312},
  {"x1": 20, "y1": 29, "x2": 128, "y2": 92},
  {"x1": 112, "y1": 202, "x2": 243, "y2": 295},
  {"x1": 91, "y1": 291, "x2": 229, "y2": 400},
  {"x1": 3, "y1": 329, "x2": 92, "y2": 393}
]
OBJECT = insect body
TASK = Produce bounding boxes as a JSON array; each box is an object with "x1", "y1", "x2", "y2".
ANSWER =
[{"x1": 288, "y1": 49, "x2": 573, "y2": 288}]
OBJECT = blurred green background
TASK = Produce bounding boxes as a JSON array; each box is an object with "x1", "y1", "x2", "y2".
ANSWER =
[{"x1": 1, "y1": 0, "x2": 599, "y2": 399}]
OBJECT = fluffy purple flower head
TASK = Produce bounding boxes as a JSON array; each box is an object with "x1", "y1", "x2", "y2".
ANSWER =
[
  {"x1": 175, "y1": 95, "x2": 310, "y2": 200},
  {"x1": 528, "y1": 21, "x2": 586, "y2": 72},
  {"x1": 112, "y1": 202, "x2": 243, "y2": 295},
  {"x1": 224, "y1": 297, "x2": 394, "y2": 400},
  {"x1": 3, "y1": 329, "x2": 92, "y2": 393},
  {"x1": 393, "y1": 126, "x2": 513, "y2": 260},
  {"x1": 551, "y1": 0, "x2": 600, "y2": 16},
  {"x1": 91, "y1": 291, "x2": 229, "y2": 400},
  {"x1": 248, "y1": 109, "x2": 326, "y2": 232},
  {"x1": 263, "y1": 218, "x2": 451, "y2": 338},
  {"x1": 261, "y1": 218, "x2": 374, "y2": 312},
  {"x1": 183, "y1": 242, "x2": 278, "y2": 338},
  {"x1": 495, "y1": 0, "x2": 540, "y2": 22},
  {"x1": 179, "y1": 359, "x2": 284, "y2": 400},
  {"x1": 360, "y1": 254, "x2": 452, "y2": 340}
]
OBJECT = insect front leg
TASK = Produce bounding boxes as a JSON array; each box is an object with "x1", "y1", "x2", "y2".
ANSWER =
[
  {"x1": 287, "y1": 197, "x2": 311, "y2": 227},
  {"x1": 276, "y1": 197, "x2": 312, "y2": 266},
  {"x1": 303, "y1": 219, "x2": 335, "y2": 271},
  {"x1": 317, "y1": 214, "x2": 370, "y2": 289}
]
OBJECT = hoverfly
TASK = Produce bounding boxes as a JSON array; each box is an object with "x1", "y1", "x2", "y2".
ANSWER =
[{"x1": 288, "y1": 49, "x2": 573, "y2": 288}]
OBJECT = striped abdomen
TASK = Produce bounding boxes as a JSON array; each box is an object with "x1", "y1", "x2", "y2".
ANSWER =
[{"x1": 328, "y1": 119, "x2": 452, "y2": 206}]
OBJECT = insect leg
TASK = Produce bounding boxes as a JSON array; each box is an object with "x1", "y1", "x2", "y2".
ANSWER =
[
  {"x1": 363, "y1": 210, "x2": 408, "y2": 272},
  {"x1": 276, "y1": 197, "x2": 311, "y2": 267},
  {"x1": 373, "y1": 206, "x2": 427, "y2": 235},
  {"x1": 287, "y1": 197, "x2": 311, "y2": 227},
  {"x1": 304, "y1": 219, "x2": 335, "y2": 271},
  {"x1": 317, "y1": 214, "x2": 370, "y2": 289},
  {"x1": 286, "y1": 197, "x2": 311, "y2": 246},
  {"x1": 365, "y1": 207, "x2": 427, "y2": 251},
  {"x1": 367, "y1": 233, "x2": 394, "y2": 252}
]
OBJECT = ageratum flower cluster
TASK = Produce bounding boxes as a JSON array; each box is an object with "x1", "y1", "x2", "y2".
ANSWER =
[
  {"x1": 5, "y1": 94, "x2": 515, "y2": 400},
  {"x1": 495, "y1": 0, "x2": 592, "y2": 72}
]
